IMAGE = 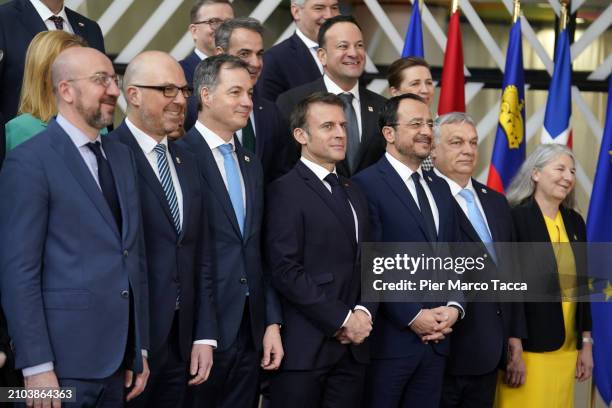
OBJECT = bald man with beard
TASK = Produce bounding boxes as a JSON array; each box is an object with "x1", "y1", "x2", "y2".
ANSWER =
[{"x1": 109, "y1": 51, "x2": 217, "y2": 408}]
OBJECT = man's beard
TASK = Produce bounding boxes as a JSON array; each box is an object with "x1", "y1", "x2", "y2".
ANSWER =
[{"x1": 74, "y1": 89, "x2": 116, "y2": 130}]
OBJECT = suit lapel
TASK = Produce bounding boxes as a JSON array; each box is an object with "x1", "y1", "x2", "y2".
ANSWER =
[
  {"x1": 252, "y1": 93, "x2": 265, "y2": 160},
  {"x1": 344, "y1": 180, "x2": 366, "y2": 244},
  {"x1": 236, "y1": 142, "x2": 255, "y2": 239},
  {"x1": 356, "y1": 88, "x2": 379, "y2": 169},
  {"x1": 17, "y1": 0, "x2": 47, "y2": 37},
  {"x1": 169, "y1": 142, "x2": 189, "y2": 240},
  {"x1": 65, "y1": 8, "x2": 86, "y2": 39},
  {"x1": 290, "y1": 33, "x2": 320, "y2": 75},
  {"x1": 103, "y1": 138, "x2": 132, "y2": 242}
]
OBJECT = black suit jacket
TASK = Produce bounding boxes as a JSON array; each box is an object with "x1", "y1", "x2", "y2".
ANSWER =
[
  {"x1": 179, "y1": 51, "x2": 202, "y2": 131},
  {"x1": 256, "y1": 32, "x2": 321, "y2": 102},
  {"x1": 276, "y1": 77, "x2": 386, "y2": 177},
  {"x1": 511, "y1": 197, "x2": 592, "y2": 352},
  {"x1": 109, "y1": 122, "x2": 217, "y2": 360},
  {"x1": 446, "y1": 178, "x2": 527, "y2": 376},
  {"x1": 265, "y1": 160, "x2": 375, "y2": 370}
]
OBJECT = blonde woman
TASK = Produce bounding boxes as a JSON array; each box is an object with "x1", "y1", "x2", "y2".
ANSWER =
[{"x1": 5, "y1": 31, "x2": 87, "y2": 151}]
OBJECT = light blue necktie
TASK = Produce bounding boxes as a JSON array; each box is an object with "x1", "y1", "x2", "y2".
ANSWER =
[
  {"x1": 218, "y1": 143, "x2": 245, "y2": 235},
  {"x1": 458, "y1": 189, "x2": 496, "y2": 262},
  {"x1": 154, "y1": 144, "x2": 181, "y2": 235}
]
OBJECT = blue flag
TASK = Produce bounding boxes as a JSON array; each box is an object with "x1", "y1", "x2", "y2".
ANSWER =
[
  {"x1": 587, "y1": 74, "x2": 612, "y2": 405},
  {"x1": 401, "y1": 0, "x2": 424, "y2": 58}
]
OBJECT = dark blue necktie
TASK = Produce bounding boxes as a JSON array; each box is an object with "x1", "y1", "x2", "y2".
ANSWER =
[
  {"x1": 87, "y1": 141, "x2": 121, "y2": 229},
  {"x1": 411, "y1": 172, "x2": 437, "y2": 241},
  {"x1": 324, "y1": 173, "x2": 356, "y2": 242}
]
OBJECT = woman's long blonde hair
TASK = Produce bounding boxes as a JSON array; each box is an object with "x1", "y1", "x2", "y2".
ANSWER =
[{"x1": 18, "y1": 31, "x2": 87, "y2": 122}]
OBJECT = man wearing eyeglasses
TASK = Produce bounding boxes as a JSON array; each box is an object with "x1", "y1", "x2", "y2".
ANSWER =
[
  {"x1": 0, "y1": 46, "x2": 149, "y2": 407},
  {"x1": 352, "y1": 93, "x2": 464, "y2": 408},
  {"x1": 180, "y1": 0, "x2": 234, "y2": 131},
  {"x1": 108, "y1": 51, "x2": 218, "y2": 408}
]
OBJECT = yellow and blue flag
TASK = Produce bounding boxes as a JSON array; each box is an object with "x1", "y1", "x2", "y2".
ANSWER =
[{"x1": 401, "y1": 0, "x2": 424, "y2": 58}]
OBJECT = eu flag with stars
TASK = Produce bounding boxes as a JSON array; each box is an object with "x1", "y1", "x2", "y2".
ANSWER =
[{"x1": 401, "y1": 0, "x2": 424, "y2": 58}]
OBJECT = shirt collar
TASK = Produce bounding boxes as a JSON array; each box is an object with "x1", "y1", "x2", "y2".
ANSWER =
[
  {"x1": 125, "y1": 118, "x2": 167, "y2": 155},
  {"x1": 300, "y1": 157, "x2": 336, "y2": 182},
  {"x1": 30, "y1": 0, "x2": 68, "y2": 24},
  {"x1": 385, "y1": 152, "x2": 424, "y2": 182},
  {"x1": 193, "y1": 48, "x2": 208, "y2": 61},
  {"x1": 56, "y1": 114, "x2": 101, "y2": 148},
  {"x1": 295, "y1": 28, "x2": 319, "y2": 50},
  {"x1": 433, "y1": 168, "x2": 474, "y2": 196},
  {"x1": 323, "y1": 75, "x2": 360, "y2": 102},
  {"x1": 194, "y1": 120, "x2": 235, "y2": 152}
]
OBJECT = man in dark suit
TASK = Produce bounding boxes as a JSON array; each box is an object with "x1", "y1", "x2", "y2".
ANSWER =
[
  {"x1": 256, "y1": 0, "x2": 339, "y2": 102},
  {"x1": 430, "y1": 112, "x2": 527, "y2": 408},
  {"x1": 352, "y1": 94, "x2": 464, "y2": 408},
  {"x1": 277, "y1": 15, "x2": 386, "y2": 178},
  {"x1": 109, "y1": 51, "x2": 218, "y2": 407},
  {"x1": 214, "y1": 17, "x2": 290, "y2": 183},
  {"x1": 0, "y1": 46, "x2": 148, "y2": 406},
  {"x1": 180, "y1": 0, "x2": 234, "y2": 131},
  {"x1": 179, "y1": 54, "x2": 283, "y2": 408},
  {"x1": 265, "y1": 92, "x2": 374, "y2": 408}
]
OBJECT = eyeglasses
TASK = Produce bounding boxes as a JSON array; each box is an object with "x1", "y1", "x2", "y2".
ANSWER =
[
  {"x1": 66, "y1": 73, "x2": 120, "y2": 88},
  {"x1": 390, "y1": 119, "x2": 434, "y2": 130},
  {"x1": 192, "y1": 18, "x2": 227, "y2": 29},
  {"x1": 132, "y1": 85, "x2": 193, "y2": 98}
]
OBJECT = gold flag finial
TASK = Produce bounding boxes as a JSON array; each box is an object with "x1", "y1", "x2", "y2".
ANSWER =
[
  {"x1": 451, "y1": 0, "x2": 459, "y2": 14},
  {"x1": 512, "y1": 0, "x2": 521, "y2": 23},
  {"x1": 560, "y1": 0, "x2": 569, "y2": 31}
]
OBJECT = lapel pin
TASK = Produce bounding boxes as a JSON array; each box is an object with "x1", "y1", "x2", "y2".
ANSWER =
[
  {"x1": 427, "y1": 176, "x2": 433, "y2": 182},
  {"x1": 368, "y1": 106, "x2": 374, "y2": 112},
  {"x1": 0, "y1": 50, "x2": 3, "y2": 62},
  {"x1": 78, "y1": 22, "x2": 85, "y2": 27},
  {"x1": 175, "y1": 156, "x2": 181, "y2": 164},
  {"x1": 573, "y1": 234, "x2": 577, "y2": 241},
  {"x1": 481, "y1": 188, "x2": 487, "y2": 194},
  {"x1": 244, "y1": 156, "x2": 250, "y2": 162},
  {"x1": 258, "y1": 106, "x2": 263, "y2": 110}
]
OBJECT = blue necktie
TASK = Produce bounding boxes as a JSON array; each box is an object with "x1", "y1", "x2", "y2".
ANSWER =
[
  {"x1": 458, "y1": 189, "x2": 497, "y2": 262},
  {"x1": 218, "y1": 143, "x2": 245, "y2": 235},
  {"x1": 154, "y1": 144, "x2": 181, "y2": 235}
]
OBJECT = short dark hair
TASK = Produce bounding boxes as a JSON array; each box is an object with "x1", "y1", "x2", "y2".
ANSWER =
[
  {"x1": 215, "y1": 17, "x2": 264, "y2": 51},
  {"x1": 379, "y1": 93, "x2": 427, "y2": 131},
  {"x1": 290, "y1": 92, "x2": 345, "y2": 132},
  {"x1": 193, "y1": 54, "x2": 249, "y2": 111},
  {"x1": 190, "y1": 0, "x2": 232, "y2": 23},
  {"x1": 387, "y1": 57, "x2": 431, "y2": 89},
  {"x1": 317, "y1": 15, "x2": 361, "y2": 49}
]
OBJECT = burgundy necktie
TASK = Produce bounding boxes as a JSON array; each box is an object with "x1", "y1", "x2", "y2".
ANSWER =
[{"x1": 49, "y1": 15, "x2": 64, "y2": 30}]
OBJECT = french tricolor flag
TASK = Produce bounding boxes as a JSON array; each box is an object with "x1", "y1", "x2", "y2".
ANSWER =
[{"x1": 541, "y1": 28, "x2": 572, "y2": 146}]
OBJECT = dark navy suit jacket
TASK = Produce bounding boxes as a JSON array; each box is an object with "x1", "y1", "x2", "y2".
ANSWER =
[
  {"x1": 178, "y1": 127, "x2": 282, "y2": 352},
  {"x1": 256, "y1": 32, "x2": 321, "y2": 103},
  {"x1": 109, "y1": 122, "x2": 217, "y2": 360},
  {"x1": 0, "y1": 119, "x2": 148, "y2": 378},
  {"x1": 265, "y1": 161, "x2": 375, "y2": 370},
  {"x1": 352, "y1": 156, "x2": 463, "y2": 359},
  {"x1": 179, "y1": 51, "x2": 202, "y2": 132}
]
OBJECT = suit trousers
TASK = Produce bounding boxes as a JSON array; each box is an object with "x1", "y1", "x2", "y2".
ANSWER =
[
  {"x1": 183, "y1": 300, "x2": 259, "y2": 408},
  {"x1": 440, "y1": 370, "x2": 498, "y2": 408},
  {"x1": 270, "y1": 350, "x2": 366, "y2": 408},
  {"x1": 128, "y1": 312, "x2": 187, "y2": 408}
]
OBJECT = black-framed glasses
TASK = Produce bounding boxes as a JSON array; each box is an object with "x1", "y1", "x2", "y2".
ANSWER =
[
  {"x1": 390, "y1": 119, "x2": 434, "y2": 130},
  {"x1": 67, "y1": 73, "x2": 120, "y2": 88},
  {"x1": 132, "y1": 85, "x2": 193, "y2": 98},
  {"x1": 192, "y1": 18, "x2": 227, "y2": 29}
]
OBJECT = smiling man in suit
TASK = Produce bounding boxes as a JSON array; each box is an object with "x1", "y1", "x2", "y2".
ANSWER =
[
  {"x1": 277, "y1": 15, "x2": 386, "y2": 178},
  {"x1": 352, "y1": 94, "x2": 464, "y2": 408},
  {"x1": 430, "y1": 112, "x2": 527, "y2": 408},
  {"x1": 109, "y1": 51, "x2": 218, "y2": 408},
  {"x1": 179, "y1": 54, "x2": 283, "y2": 408},
  {"x1": 214, "y1": 17, "x2": 290, "y2": 183},
  {"x1": 0, "y1": 46, "x2": 148, "y2": 407},
  {"x1": 257, "y1": 0, "x2": 339, "y2": 102}
]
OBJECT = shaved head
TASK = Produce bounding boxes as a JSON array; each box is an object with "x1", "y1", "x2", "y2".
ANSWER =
[
  {"x1": 51, "y1": 47, "x2": 109, "y2": 96},
  {"x1": 123, "y1": 50, "x2": 184, "y2": 89}
]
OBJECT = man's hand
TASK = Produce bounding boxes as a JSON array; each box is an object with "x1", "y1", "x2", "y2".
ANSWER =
[
  {"x1": 125, "y1": 356, "x2": 150, "y2": 402},
  {"x1": 24, "y1": 370, "x2": 60, "y2": 408},
  {"x1": 576, "y1": 343, "x2": 593, "y2": 382},
  {"x1": 409, "y1": 309, "x2": 442, "y2": 338},
  {"x1": 261, "y1": 324, "x2": 284, "y2": 370},
  {"x1": 505, "y1": 337, "x2": 525, "y2": 387},
  {"x1": 342, "y1": 310, "x2": 372, "y2": 345},
  {"x1": 430, "y1": 306, "x2": 459, "y2": 332},
  {"x1": 189, "y1": 344, "x2": 214, "y2": 385}
]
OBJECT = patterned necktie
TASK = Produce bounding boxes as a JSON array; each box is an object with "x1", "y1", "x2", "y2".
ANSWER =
[
  {"x1": 411, "y1": 172, "x2": 437, "y2": 241},
  {"x1": 86, "y1": 141, "x2": 121, "y2": 228},
  {"x1": 49, "y1": 15, "x2": 64, "y2": 30},
  {"x1": 242, "y1": 117, "x2": 256, "y2": 153},
  {"x1": 218, "y1": 143, "x2": 245, "y2": 235},
  {"x1": 324, "y1": 173, "x2": 356, "y2": 242},
  {"x1": 338, "y1": 93, "x2": 360, "y2": 175},
  {"x1": 458, "y1": 189, "x2": 496, "y2": 262},
  {"x1": 154, "y1": 144, "x2": 181, "y2": 235}
]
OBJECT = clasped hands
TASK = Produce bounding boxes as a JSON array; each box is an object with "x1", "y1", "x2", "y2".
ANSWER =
[
  {"x1": 409, "y1": 306, "x2": 459, "y2": 343},
  {"x1": 335, "y1": 310, "x2": 372, "y2": 345}
]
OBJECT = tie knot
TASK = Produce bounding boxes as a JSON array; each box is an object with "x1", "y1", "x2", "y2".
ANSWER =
[
  {"x1": 410, "y1": 172, "x2": 421, "y2": 184},
  {"x1": 338, "y1": 93, "x2": 353, "y2": 105},
  {"x1": 218, "y1": 143, "x2": 234, "y2": 157},
  {"x1": 459, "y1": 188, "x2": 475, "y2": 203},
  {"x1": 153, "y1": 143, "x2": 167, "y2": 156},
  {"x1": 324, "y1": 173, "x2": 340, "y2": 187},
  {"x1": 86, "y1": 141, "x2": 103, "y2": 157},
  {"x1": 49, "y1": 15, "x2": 64, "y2": 29}
]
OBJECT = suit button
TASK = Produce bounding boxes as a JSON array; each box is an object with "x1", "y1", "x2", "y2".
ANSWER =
[
  {"x1": 123, "y1": 250, "x2": 129, "y2": 257},
  {"x1": 239, "y1": 277, "x2": 247, "y2": 284},
  {"x1": 121, "y1": 290, "x2": 129, "y2": 299}
]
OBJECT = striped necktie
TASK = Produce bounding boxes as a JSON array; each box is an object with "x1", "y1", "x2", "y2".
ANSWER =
[{"x1": 154, "y1": 144, "x2": 181, "y2": 235}]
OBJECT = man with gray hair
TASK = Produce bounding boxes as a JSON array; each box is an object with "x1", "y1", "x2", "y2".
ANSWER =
[
  {"x1": 214, "y1": 17, "x2": 290, "y2": 182},
  {"x1": 431, "y1": 112, "x2": 526, "y2": 408},
  {"x1": 256, "y1": 0, "x2": 340, "y2": 102},
  {"x1": 179, "y1": 54, "x2": 283, "y2": 408}
]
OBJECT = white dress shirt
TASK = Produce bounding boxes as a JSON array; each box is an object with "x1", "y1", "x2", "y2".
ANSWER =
[
  {"x1": 299, "y1": 157, "x2": 371, "y2": 327},
  {"x1": 29, "y1": 0, "x2": 74, "y2": 33},
  {"x1": 323, "y1": 75, "x2": 363, "y2": 139},
  {"x1": 194, "y1": 48, "x2": 208, "y2": 61},
  {"x1": 295, "y1": 28, "x2": 324, "y2": 74}
]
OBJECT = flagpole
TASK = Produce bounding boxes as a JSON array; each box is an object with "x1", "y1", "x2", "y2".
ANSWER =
[
  {"x1": 560, "y1": 0, "x2": 569, "y2": 31},
  {"x1": 512, "y1": 0, "x2": 521, "y2": 23},
  {"x1": 450, "y1": 0, "x2": 459, "y2": 14}
]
